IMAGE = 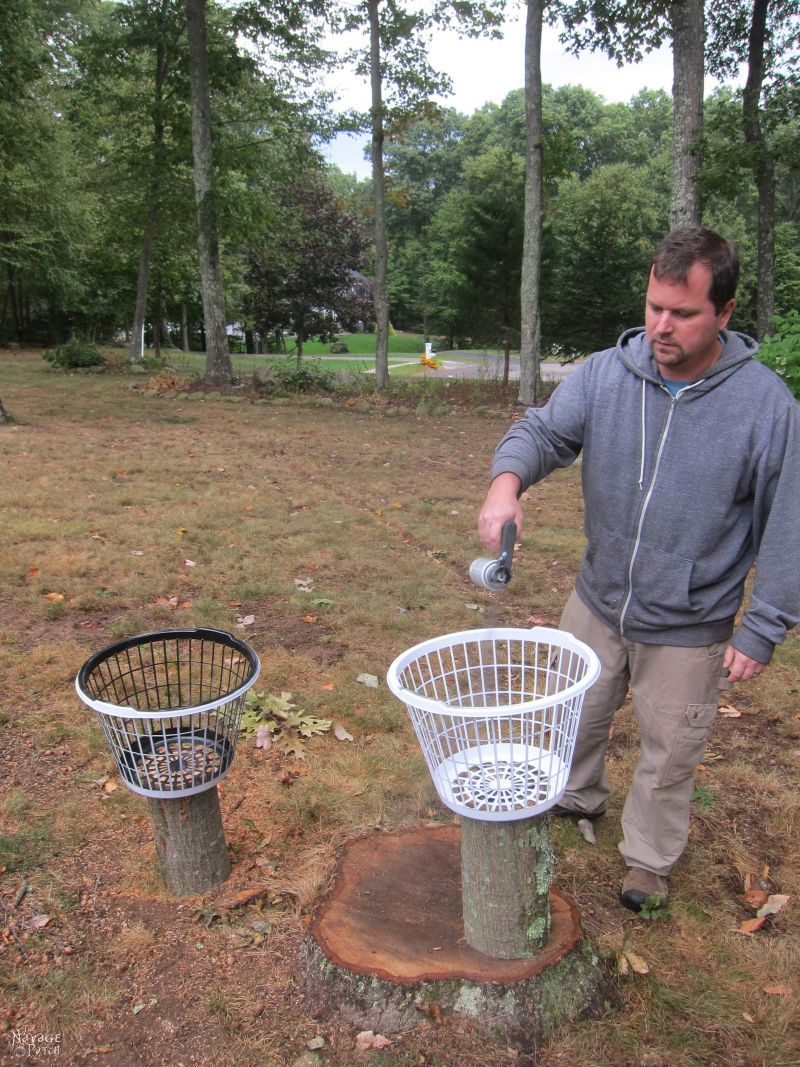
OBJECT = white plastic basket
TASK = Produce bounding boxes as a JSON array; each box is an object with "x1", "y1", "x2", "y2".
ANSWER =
[
  {"x1": 76, "y1": 628, "x2": 260, "y2": 799},
  {"x1": 387, "y1": 627, "x2": 600, "y2": 822}
]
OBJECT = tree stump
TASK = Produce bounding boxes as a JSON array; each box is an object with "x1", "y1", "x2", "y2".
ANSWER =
[
  {"x1": 302, "y1": 825, "x2": 609, "y2": 1050},
  {"x1": 147, "y1": 787, "x2": 230, "y2": 895},
  {"x1": 461, "y1": 814, "x2": 554, "y2": 958}
]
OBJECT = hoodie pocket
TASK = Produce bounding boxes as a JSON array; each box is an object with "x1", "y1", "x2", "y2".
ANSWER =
[{"x1": 626, "y1": 541, "x2": 695, "y2": 628}]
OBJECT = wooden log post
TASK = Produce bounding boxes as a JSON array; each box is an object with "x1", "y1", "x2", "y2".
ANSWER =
[
  {"x1": 147, "y1": 787, "x2": 230, "y2": 895},
  {"x1": 460, "y1": 813, "x2": 554, "y2": 959}
]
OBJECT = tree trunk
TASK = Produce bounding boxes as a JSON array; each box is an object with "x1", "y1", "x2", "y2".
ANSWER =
[
  {"x1": 148, "y1": 788, "x2": 230, "y2": 895},
  {"x1": 180, "y1": 301, "x2": 190, "y2": 350},
  {"x1": 518, "y1": 0, "x2": 544, "y2": 408},
  {"x1": 0, "y1": 398, "x2": 12, "y2": 425},
  {"x1": 153, "y1": 294, "x2": 163, "y2": 360},
  {"x1": 186, "y1": 0, "x2": 233, "y2": 385},
  {"x1": 669, "y1": 0, "x2": 705, "y2": 227},
  {"x1": 129, "y1": 42, "x2": 168, "y2": 364},
  {"x1": 460, "y1": 815, "x2": 554, "y2": 959},
  {"x1": 368, "y1": 0, "x2": 390, "y2": 392},
  {"x1": 743, "y1": 0, "x2": 775, "y2": 340},
  {"x1": 502, "y1": 336, "x2": 511, "y2": 388}
]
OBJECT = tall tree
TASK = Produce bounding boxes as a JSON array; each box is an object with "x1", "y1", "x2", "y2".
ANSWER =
[
  {"x1": 552, "y1": 0, "x2": 704, "y2": 224},
  {"x1": 340, "y1": 0, "x2": 505, "y2": 389},
  {"x1": 186, "y1": 0, "x2": 232, "y2": 384},
  {"x1": 670, "y1": 0, "x2": 704, "y2": 225},
  {"x1": 367, "y1": 0, "x2": 390, "y2": 388},
  {"x1": 426, "y1": 147, "x2": 525, "y2": 377},
  {"x1": 246, "y1": 172, "x2": 371, "y2": 357},
  {"x1": 518, "y1": 0, "x2": 545, "y2": 407},
  {"x1": 707, "y1": 0, "x2": 800, "y2": 338}
]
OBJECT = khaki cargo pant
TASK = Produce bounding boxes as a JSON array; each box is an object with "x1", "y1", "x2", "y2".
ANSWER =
[{"x1": 558, "y1": 590, "x2": 727, "y2": 876}]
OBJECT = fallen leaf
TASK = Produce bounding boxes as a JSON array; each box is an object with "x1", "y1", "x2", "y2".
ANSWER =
[
  {"x1": 743, "y1": 1012, "x2": 755, "y2": 1023},
  {"x1": 102, "y1": 780, "x2": 118, "y2": 794},
  {"x1": 27, "y1": 566, "x2": 40, "y2": 577},
  {"x1": 44, "y1": 592, "x2": 64, "y2": 602},
  {"x1": 718, "y1": 705, "x2": 741, "y2": 718},
  {"x1": 357, "y1": 673, "x2": 379, "y2": 689},
  {"x1": 743, "y1": 889, "x2": 770, "y2": 910},
  {"x1": 577, "y1": 818, "x2": 597, "y2": 845},
  {"x1": 757, "y1": 894, "x2": 790, "y2": 918},
  {"x1": 623, "y1": 949, "x2": 650, "y2": 975},
  {"x1": 184, "y1": 558, "x2": 197, "y2": 567},
  {"x1": 28, "y1": 914, "x2": 51, "y2": 930},
  {"x1": 320, "y1": 682, "x2": 335, "y2": 692},
  {"x1": 301, "y1": 615, "x2": 318, "y2": 624},
  {"x1": 333, "y1": 723, "x2": 353, "y2": 742},
  {"x1": 306, "y1": 1036, "x2": 325, "y2": 1051},
  {"x1": 763, "y1": 984, "x2": 793, "y2": 996},
  {"x1": 736, "y1": 916, "x2": 766, "y2": 935},
  {"x1": 218, "y1": 887, "x2": 269, "y2": 910},
  {"x1": 294, "y1": 577, "x2": 314, "y2": 591},
  {"x1": 130, "y1": 550, "x2": 144, "y2": 557},
  {"x1": 176, "y1": 527, "x2": 187, "y2": 536},
  {"x1": 237, "y1": 615, "x2": 255, "y2": 627},
  {"x1": 355, "y1": 1031, "x2": 392, "y2": 1052},
  {"x1": 617, "y1": 953, "x2": 630, "y2": 976}
]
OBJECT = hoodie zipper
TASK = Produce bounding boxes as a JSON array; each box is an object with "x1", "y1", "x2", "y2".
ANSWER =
[
  {"x1": 618, "y1": 396, "x2": 678, "y2": 635},
  {"x1": 618, "y1": 379, "x2": 704, "y2": 636}
]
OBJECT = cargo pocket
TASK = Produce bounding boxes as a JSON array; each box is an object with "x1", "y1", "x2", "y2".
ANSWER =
[{"x1": 658, "y1": 703, "x2": 718, "y2": 789}]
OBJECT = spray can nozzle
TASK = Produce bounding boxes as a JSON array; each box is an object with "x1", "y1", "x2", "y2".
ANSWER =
[{"x1": 469, "y1": 521, "x2": 517, "y2": 591}]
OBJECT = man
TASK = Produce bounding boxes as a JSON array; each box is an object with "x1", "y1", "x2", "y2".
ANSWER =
[{"x1": 478, "y1": 226, "x2": 799, "y2": 912}]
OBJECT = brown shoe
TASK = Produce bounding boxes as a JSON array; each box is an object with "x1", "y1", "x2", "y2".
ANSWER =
[{"x1": 619, "y1": 867, "x2": 669, "y2": 913}]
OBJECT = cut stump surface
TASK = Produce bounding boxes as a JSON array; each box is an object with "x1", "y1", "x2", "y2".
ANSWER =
[{"x1": 302, "y1": 824, "x2": 609, "y2": 1046}]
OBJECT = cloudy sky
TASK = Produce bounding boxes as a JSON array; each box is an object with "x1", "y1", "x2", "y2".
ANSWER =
[{"x1": 322, "y1": 13, "x2": 680, "y2": 177}]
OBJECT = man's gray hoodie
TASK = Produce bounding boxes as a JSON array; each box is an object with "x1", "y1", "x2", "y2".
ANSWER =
[{"x1": 490, "y1": 328, "x2": 800, "y2": 663}]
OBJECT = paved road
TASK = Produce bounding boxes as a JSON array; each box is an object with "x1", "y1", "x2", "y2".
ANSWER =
[{"x1": 413, "y1": 351, "x2": 574, "y2": 381}]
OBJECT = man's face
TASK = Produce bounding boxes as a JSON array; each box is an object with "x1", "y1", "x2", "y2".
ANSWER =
[{"x1": 645, "y1": 262, "x2": 735, "y2": 382}]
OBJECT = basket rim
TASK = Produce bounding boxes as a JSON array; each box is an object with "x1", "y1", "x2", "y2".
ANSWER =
[
  {"x1": 386, "y1": 625, "x2": 600, "y2": 718},
  {"x1": 75, "y1": 627, "x2": 260, "y2": 719}
]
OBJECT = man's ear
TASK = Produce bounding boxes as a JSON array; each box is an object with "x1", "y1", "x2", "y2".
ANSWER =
[{"x1": 718, "y1": 299, "x2": 735, "y2": 330}]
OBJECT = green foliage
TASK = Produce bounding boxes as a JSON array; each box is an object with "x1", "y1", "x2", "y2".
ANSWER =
[
  {"x1": 638, "y1": 894, "x2": 672, "y2": 921},
  {"x1": 43, "y1": 339, "x2": 104, "y2": 369},
  {"x1": 757, "y1": 310, "x2": 800, "y2": 400},
  {"x1": 240, "y1": 690, "x2": 331, "y2": 759},
  {"x1": 690, "y1": 784, "x2": 716, "y2": 811},
  {"x1": 269, "y1": 359, "x2": 338, "y2": 393}
]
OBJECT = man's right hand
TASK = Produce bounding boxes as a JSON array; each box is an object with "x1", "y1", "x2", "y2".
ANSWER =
[{"x1": 478, "y1": 473, "x2": 524, "y2": 552}]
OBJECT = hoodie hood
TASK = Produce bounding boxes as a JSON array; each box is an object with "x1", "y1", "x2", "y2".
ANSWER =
[{"x1": 616, "y1": 327, "x2": 758, "y2": 392}]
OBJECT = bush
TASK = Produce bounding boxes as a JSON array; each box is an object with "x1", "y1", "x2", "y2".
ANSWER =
[
  {"x1": 757, "y1": 311, "x2": 800, "y2": 401},
  {"x1": 271, "y1": 359, "x2": 336, "y2": 393},
  {"x1": 43, "y1": 339, "x2": 104, "y2": 369}
]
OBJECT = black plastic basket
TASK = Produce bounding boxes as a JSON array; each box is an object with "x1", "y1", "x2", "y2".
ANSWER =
[{"x1": 76, "y1": 628, "x2": 260, "y2": 798}]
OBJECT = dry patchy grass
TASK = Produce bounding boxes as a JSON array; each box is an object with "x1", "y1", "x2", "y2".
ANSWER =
[{"x1": 0, "y1": 350, "x2": 798, "y2": 1066}]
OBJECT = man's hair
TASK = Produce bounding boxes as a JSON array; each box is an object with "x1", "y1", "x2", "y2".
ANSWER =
[{"x1": 650, "y1": 226, "x2": 739, "y2": 312}]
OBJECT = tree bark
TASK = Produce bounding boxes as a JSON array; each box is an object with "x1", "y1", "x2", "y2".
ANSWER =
[
  {"x1": 368, "y1": 0, "x2": 390, "y2": 392},
  {"x1": 185, "y1": 0, "x2": 233, "y2": 385},
  {"x1": 669, "y1": 0, "x2": 705, "y2": 227},
  {"x1": 518, "y1": 0, "x2": 544, "y2": 408},
  {"x1": 148, "y1": 788, "x2": 230, "y2": 895},
  {"x1": 180, "y1": 301, "x2": 190, "y2": 351},
  {"x1": 743, "y1": 0, "x2": 775, "y2": 340},
  {"x1": 460, "y1": 815, "x2": 554, "y2": 959},
  {"x1": 129, "y1": 42, "x2": 168, "y2": 364}
]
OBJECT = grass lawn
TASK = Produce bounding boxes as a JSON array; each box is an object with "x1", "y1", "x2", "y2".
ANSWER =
[{"x1": 1, "y1": 349, "x2": 798, "y2": 1067}]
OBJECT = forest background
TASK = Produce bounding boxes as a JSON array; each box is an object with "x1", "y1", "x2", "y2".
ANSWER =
[{"x1": 3, "y1": 0, "x2": 800, "y2": 399}]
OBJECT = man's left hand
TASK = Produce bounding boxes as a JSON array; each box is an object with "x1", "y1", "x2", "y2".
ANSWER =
[{"x1": 723, "y1": 646, "x2": 768, "y2": 683}]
